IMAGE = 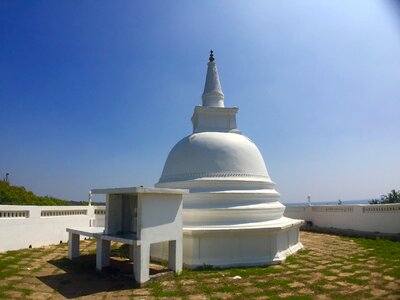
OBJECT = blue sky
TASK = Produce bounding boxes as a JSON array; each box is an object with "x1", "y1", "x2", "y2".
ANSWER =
[{"x1": 1, "y1": 0, "x2": 399, "y2": 203}]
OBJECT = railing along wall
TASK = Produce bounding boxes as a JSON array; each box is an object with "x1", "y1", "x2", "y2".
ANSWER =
[
  {"x1": 94, "y1": 208, "x2": 106, "y2": 215},
  {"x1": 0, "y1": 210, "x2": 29, "y2": 218},
  {"x1": 362, "y1": 204, "x2": 400, "y2": 213},
  {"x1": 0, "y1": 205, "x2": 106, "y2": 252},
  {"x1": 41, "y1": 209, "x2": 87, "y2": 217},
  {"x1": 311, "y1": 206, "x2": 353, "y2": 213},
  {"x1": 1, "y1": 203, "x2": 399, "y2": 252},
  {"x1": 284, "y1": 203, "x2": 400, "y2": 234}
]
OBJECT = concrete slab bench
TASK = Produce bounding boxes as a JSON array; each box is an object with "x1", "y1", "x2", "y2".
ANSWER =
[
  {"x1": 67, "y1": 186, "x2": 187, "y2": 284},
  {"x1": 66, "y1": 226, "x2": 104, "y2": 260}
]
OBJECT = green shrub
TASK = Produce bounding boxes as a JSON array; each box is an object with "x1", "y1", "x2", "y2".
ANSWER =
[
  {"x1": 0, "y1": 181, "x2": 73, "y2": 206},
  {"x1": 369, "y1": 189, "x2": 400, "y2": 204}
]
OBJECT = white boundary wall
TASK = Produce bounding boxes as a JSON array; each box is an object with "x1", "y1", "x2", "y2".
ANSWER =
[
  {"x1": 0, "y1": 205, "x2": 105, "y2": 252},
  {"x1": 284, "y1": 204, "x2": 400, "y2": 234},
  {"x1": 1, "y1": 204, "x2": 399, "y2": 252}
]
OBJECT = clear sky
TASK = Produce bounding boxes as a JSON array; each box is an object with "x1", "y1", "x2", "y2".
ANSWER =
[{"x1": 1, "y1": 0, "x2": 400, "y2": 204}]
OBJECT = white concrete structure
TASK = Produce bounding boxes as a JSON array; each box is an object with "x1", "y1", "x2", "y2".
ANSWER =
[
  {"x1": 66, "y1": 187, "x2": 187, "y2": 284},
  {"x1": 0, "y1": 205, "x2": 105, "y2": 252},
  {"x1": 67, "y1": 226, "x2": 105, "y2": 260},
  {"x1": 284, "y1": 203, "x2": 400, "y2": 234},
  {"x1": 153, "y1": 52, "x2": 303, "y2": 267},
  {"x1": 1, "y1": 203, "x2": 399, "y2": 253}
]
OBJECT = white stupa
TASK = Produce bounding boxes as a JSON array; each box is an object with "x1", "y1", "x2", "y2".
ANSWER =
[{"x1": 153, "y1": 51, "x2": 303, "y2": 267}]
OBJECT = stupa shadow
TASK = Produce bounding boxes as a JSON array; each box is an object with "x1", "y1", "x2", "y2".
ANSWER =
[{"x1": 37, "y1": 254, "x2": 169, "y2": 298}]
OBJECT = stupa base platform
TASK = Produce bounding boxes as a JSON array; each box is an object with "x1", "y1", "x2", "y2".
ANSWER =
[{"x1": 151, "y1": 217, "x2": 304, "y2": 268}]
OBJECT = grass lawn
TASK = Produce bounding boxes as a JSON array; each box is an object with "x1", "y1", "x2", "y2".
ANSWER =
[{"x1": 0, "y1": 232, "x2": 399, "y2": 299}]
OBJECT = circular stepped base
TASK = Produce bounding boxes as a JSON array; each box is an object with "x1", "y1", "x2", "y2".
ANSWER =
[{"x1": 151, "y1": 217, "x2": 303, "y2": 268}]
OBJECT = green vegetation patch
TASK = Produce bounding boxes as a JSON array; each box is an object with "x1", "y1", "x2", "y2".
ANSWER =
[
  {"x1": 0, "y1": 181, "x2": 72, "y2": 205},
  {"x1": 350, "y1": 236, "x2": 400, "y2": 279},
  {"x1": 1, "y1": 233, "x2": 399, "y2": 299}
]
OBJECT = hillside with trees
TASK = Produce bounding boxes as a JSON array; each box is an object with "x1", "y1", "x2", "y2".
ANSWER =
[{"x1": 0, "y1": 181, "x2": 88, "y2": 206}]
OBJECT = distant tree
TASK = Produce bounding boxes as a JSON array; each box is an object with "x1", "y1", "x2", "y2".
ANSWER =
[
  {"x1": 369, "y1": 198, "x2": 380, "y2": 205},
  {"x1": 369, "y1": 189, "x2": 400, "y2": 204},
  {"x1": 0, "y1": 181, "x2": 74, "y2": 206}
]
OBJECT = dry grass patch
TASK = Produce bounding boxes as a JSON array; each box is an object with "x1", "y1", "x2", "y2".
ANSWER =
[{"x1": 0, "y1": 232, "x2": 399, "y2": 299}]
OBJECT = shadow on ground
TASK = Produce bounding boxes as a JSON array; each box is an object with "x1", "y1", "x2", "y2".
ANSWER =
[{"x1": 37, "y1": 255, "x2": 169, "y2": 298}]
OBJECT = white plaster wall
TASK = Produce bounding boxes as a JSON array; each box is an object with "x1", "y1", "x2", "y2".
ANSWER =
[
  {"x1": 139, "y1": 194, "x2": 183, "y2": 244},
  {"x1": 283, "y1": 206, "x2": 307, "y2": 220},
  {"x1": 0, "y1": 205, "x2": 105, "y2": 252},
  {"x1": 284, "y1": 204, "x2": 400, "y2": 234}
]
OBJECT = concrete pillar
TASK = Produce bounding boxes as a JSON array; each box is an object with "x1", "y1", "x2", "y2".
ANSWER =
[
  {"x1": 96, "y1": 239, "x2": 110, "y2": 270},
  {"x1": 129, "y1": 245, "x2": 134, "y2": 261},
  {"x1": 68, "y1": 232, "x2": 80, "y2": 259},
  {"x1": 168, "y1": 239, "x2": 182, "y2": 274},
  {"x1": 133, "y1": 243, "x2": 150, "y2": 284}
]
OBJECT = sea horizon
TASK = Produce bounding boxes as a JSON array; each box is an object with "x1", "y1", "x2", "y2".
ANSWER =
[{"x1": 283, "y1": 199, "x2": 371, "y2": 206}]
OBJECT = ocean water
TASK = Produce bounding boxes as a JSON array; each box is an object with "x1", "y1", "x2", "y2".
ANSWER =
[{"x1": 283, "y1": 199, "x2": 370, "y2": 206}]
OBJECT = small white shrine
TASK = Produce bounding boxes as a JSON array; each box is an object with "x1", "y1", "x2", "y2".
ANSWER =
[
  {"x1": 153, "y1": 51, "x2": 303, "y2": 267},
  {"x1": 67, "y1": 187, "x2": 187, "y2": 284}
]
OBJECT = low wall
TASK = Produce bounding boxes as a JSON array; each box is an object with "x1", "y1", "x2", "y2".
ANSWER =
[
  {"x1": 284, "y1": 203, "x2": 400, "y2": 234},
  {"x1": 2, "y1": 203, "x2": 399, "y2": 252},
  {"x1": 0, "y1": 205, "x2": 105, "y2": 252}
]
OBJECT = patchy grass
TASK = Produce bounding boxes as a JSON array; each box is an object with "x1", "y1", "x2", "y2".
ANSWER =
[
  {"x1": 0, "y1": 251, "x2": 33, "y2": 280},
  {"x1": 0, "y1": 232, "x2": 399, "y2": 299},
  {"x1": 351, "y1": 236, "x2": 400, "y2": 279},
  {"x1": 145, "y1": 233, "x2": 400, "y2": 299}
]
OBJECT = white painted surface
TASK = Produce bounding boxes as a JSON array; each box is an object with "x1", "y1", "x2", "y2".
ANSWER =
[
  {"x1": 202, "y1": 59, "x2": 224, "y2": 107},
  {"x1": 191, "y1": 106, "x2": 239, "y2": 133},
  {"x1": 139, "y1": 193, "x2": 184, "y2": 244},
  {"x1": 68, "y1": 232, "x2": 80, "y2": 259},
  {"x1": 1, "y1": 203, "x2": 397, "y2": 254},
  {"x1": 91, "y1": 186, "x2": 186, "y2": 195},
  {"x1": 284, "y1": 204, "x2": 400, "y2": 234},
  {"x1": 154, "y1": 54, "x2": 303, "y2": 267},
  {"x1": 92, "y1": 187, "x2": 187, "y2": 243},
  {"x1": 0, "y1": 205, "x2": 105, "y2": 252},
  {"x1": 88, "y1": 187, "x2": 186, "y2": 283},
  {"x1": 159, "y1": 132, "x2": 271, "y2": 184}
]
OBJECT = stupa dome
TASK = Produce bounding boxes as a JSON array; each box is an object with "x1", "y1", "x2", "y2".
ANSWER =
[
  {"x1": 152, "y1": 52, "x2": 303, "y2": 268},
  {"x1": 159, "y1": 131, "x2": 271, "y2": 184}
]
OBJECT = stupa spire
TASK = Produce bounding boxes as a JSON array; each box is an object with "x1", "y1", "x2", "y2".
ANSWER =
[{"x1": 202, "y1": 50, "x2": 225, "y2": 107}]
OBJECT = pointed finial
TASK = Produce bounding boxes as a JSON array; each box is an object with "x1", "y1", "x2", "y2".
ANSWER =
[
  {"x1": 202, "y1": 50, "x2": 224, "y2": 107},
  {"x1": 209, "y1": 50, "x2": 215, "y2": 62}
]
